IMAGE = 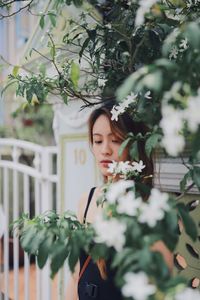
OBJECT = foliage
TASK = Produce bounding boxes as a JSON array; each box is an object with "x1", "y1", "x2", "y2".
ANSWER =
[
  {"x1": 0, "y1": 103, "x2": 54, "y2": 145},
  {"x1": 13, "y1": 182, "x2": 197, "y2": 298},
  {"x1": 13, "y1": 211, "x2": 94, "y2": 277}
]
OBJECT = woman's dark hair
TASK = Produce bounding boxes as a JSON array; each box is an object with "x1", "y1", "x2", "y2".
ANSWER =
[{"x1": 88, "y1": 100, "x2": 154, "y2": 181}]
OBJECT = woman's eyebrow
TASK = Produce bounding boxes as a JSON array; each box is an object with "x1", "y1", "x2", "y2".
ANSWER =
[{"x1": 93, "y1": 133, "x2": 113, "y2": 136}]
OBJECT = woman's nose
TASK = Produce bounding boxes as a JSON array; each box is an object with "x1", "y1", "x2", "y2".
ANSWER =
[{"x1": 101, "y1": 141, "x2": 112, "y2": 155}]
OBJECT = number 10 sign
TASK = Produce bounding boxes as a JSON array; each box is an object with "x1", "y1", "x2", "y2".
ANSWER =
[{"x1": 59, "y1": 133, "x2": 101, "y2": 214}]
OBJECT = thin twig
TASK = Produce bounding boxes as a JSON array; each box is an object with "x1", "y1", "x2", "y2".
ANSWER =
[
  {"x1": 0, "y1": 0, "x2": 34, "y2": 19},
  {"x1": 176, "y1": 182, "x2": 195, "y2": 201},
  {"x1": 180, "y1": 155, "x2": 190, "y2": 170},
  {"x1": 132, "y1": 35, "x2": 146, "y2": 64},
  {"x1": 47, "y1": 34, "x2": 62, "y2": 76},
  {"x1": 32, "y1": 48, "x2": 52, "y2": 63},
  {"x1": 0, "y1": 0, "x2": 27, "y2": 8},
  {"x1": 0, "y1": 54, "x2": 34, "y2": 74}
]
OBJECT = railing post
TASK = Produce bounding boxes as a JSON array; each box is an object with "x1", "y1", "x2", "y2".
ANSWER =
[
  {"x1": 40, "y1": 148, "x2": 52, "y2": 300},
  {"x1": 12, "y1": 146, "x2": 20, "y2": 300}
]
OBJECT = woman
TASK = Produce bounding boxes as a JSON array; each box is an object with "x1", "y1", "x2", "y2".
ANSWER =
[{"x1": 66, "y1": 101, "x2": 172, "y2": 300}]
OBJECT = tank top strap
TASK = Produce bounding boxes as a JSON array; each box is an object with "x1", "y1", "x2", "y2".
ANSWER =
[{"x1": 83, "y1": 187, "x2": 96, "y2": 224}]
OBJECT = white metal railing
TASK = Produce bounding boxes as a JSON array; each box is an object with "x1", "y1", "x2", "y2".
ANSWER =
[{"x1": 0, "y1": 138, "x2": 58, "y2": 300}]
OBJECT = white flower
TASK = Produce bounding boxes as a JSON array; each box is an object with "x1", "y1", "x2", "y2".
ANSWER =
[
  {"x1": 183, "y1": 93, "x2": 200, "y2": 132},
  {"x1": 93, "y1": 214, "x2": 126, "y2": 251},
  {"x1": 186, "y1": 0, "x2": 193, "y2": 7},
  {"x1": 139, "y1": 202, "x2": 164, "y2": 227},
  {"x1": 64, "y1": 214, "x2": 77, "y2": 221},
  {"x1": 111, "y1": 105, "x2": 126, "y2": 121},
  {"x1": 175, "y1": 287, "x2": 200, "y2": 300},
  {"x1": 117, "y1": 191, "x2": 142, "y2": 216},
  {"x1": 161, "y1": 104, "x2": 183, "y2": 134},
  {"x1": 135, "y1": 0, "x2": 158, "y2": 26},
  {"x1": 105, "y1": 23, "x2": 112, "y2": 29},
  {"x1": 144, "y1": 90, "x2": 152, "y2": 99},
  {"x1": 132, "y1": 160, "x2": 146, "y2": 173},
  {"x1": 123, "y1": 92, "x2": 138, "y2": 108},
  {"x1": 43, "y1": 216, "x2": 50, "y2": 223},
  {"x1": 108, "y1": 160, "x2": 146, "y2": 179},
  {"x1": 160, "y1": 104, "x2": 185, "y2": 156},
  {"x1": 169, "y1": 45, "x2": 179, "y2": 60},
  {"x1": 122, "y1": 272, "x2": 156, "y2": 300},
  {"x1": 108, "y1": 161, "x2": 143, "y2": 179},
  {"x1": 162, "y1": 134, "x2": 185, "y2": 156},
  {"x1": 106, "y1": 180, "x2": 134, "y2": 204},
  {"x1": 98, "y1": 78, "x2": 107, "y2": 87},
  {"x1": 111, "y1": 105, "x2": 120, "y2": 121},
  {"x1": 179, "y1": 38, "x2": 189, "y2": 51},
  {"x1": 186, "y1": 0, "x2": 200, "y2": 8},
  {"x1": 138, "y1": 189, "x2": 169, "y2": 227},
  {"x1": 107, "y1": 160, "x2": 119, "y2": 174},
  {"x1": 110, "y1": 93, "x2": 138, "y2": 121},
  {"x1": 117, "y1": 161, "x2": 133, "y2": 174},
  {"x1": 148, "y1": 188, "x2": 169, "y2": 212}
]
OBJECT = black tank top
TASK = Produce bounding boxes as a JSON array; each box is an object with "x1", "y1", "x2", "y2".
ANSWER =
[{"x1": 78, "y1": 188, "x2": 122, "y2": 300}]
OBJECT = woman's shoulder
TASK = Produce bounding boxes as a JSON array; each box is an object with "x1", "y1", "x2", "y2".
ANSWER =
[
  {"x1": 77, "y1": 191, "x2": 89, "y2": 223},
  {"x1": 77, "y1": 187, "x2": 101, "y2": 223}
]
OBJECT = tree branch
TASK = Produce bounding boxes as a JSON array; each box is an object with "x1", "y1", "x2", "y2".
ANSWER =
[
  {"x1": 176, "y1": 182, "x2": 195, "y2": 201},
  {"x1": 0, "y1": 0, "x2": 34, "y2": 19}
]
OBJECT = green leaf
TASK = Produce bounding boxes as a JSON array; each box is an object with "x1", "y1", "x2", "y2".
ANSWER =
[
  {"x1": 50, "y1": 243, "x2": 69, "y2": 278},
  {"x1": 163, "y1": 210, "x2": 179, "y2": 251},
  {"x1": 61, "y1": 93, "x2": 68, "y2": 104},
  {"x1": 12, "y1": 66, "x2": 20, "y2": 77},
  {"x1": 68, "y1": 247, "x2": 79, "y2": 273},
  {"x1": 26, "y1": 89, "x2": 33, "y2": 103},
  {"x1": 191, "y1": 128, "x2": 200, "y2": 156},
  {"x1": 118, "y1": 137, "x2": 131, "y2": 157},
  {"x1": 192, "y1": 166, "x2": 200, "y2": 191},
  {"x1": 48, "y1": 13, "x2": 56, "y2": 27},
  {"x1": 180, "y1": 170, "x2": 192, "y2": 192},
  {"x1": 73, "y1": 0, "x2": 83, "y2": 6},
  {"x1": 39, "y1": 64, "x2": 46, "y2": 76},
  {"x1": 176, "y1": 203, "x2": 197, "y2": 241},
  {"x1": 90, "y1": 244, "x2": 108, "y2": 261},
  {"x1": 79, "y1": 37, "x2": 90, "y2": 60},
  {"x1": 116, "y1": 72, "x2": 139, "y2": 101},
  {"x1": 39, "y1": 15, "x2": 45, "y2": 29},
  {"x1": 129, "y1": 141, "x2": 139, "y2": 161},
  {"x1": 145, "y1": 133, "x2": 162, "y2": 157},
  {"x1": 70, "y1": 62, "x2": 80, "y2": 89},
  {"x1": 37, "y1": 235, "x2": 53, "y2": 269},
  {"x1": 138, "y1": 247, "x2": 152, "y2": 270},
  {"x1": 185, "y1": 22, "x2": 200, "y2": 49},
  {"x1": 142, "y1": 70, "x2": 163, "y2": 92},
  {"x1": 112, "y1": 248, "x2": 137, "y2": 269},
  {"x1": 155, "y1": 58, "x2": 176, "y2": 71},
  {"x1": 20, "y1": 226, "x2": 38, "y2": 253},
  {"x1": 152, "y1": 251, "x2": 169, "y2": 279},
  {"x1": 50, "y1": 45, "x2": 56, "y2": 60}
]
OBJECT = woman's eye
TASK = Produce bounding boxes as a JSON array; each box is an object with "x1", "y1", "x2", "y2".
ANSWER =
[
  {"x1": 94, "y1": 141, "x2": 102, "y2": 144},
  {"x1": 112, "y1": 139, "x2": 120, "y2": 144}
]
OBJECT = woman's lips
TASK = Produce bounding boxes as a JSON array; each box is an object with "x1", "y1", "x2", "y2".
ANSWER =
[{"x1": 100, "y1": 160, "x2": 112, "y2": 167}]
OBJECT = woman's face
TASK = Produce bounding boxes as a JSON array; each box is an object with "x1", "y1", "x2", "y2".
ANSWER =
[{"x1": 92, "y1": 114, "x2": 129, "y2": 177}]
